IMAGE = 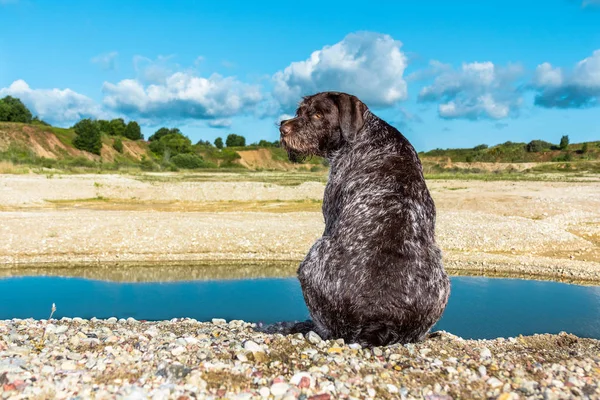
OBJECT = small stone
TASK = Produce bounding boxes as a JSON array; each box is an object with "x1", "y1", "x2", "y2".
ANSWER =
[
  {"x1": 55, "y1": 325, "x2": 68, "y2": 334},
  {"x1": 446, "y1": 366, "x2": 458, "y2": 374},
  {"x1": 387, "y1": 384, "x2": 399, "y2": 393},
  {"x1": 306, "y1": 331, "x2": 322, "y2": 344},
  {"x1": 419, "y1": 348, "x2": 431, "y2": 356},
  {"x1": 271, "y1": 382, "x2": 290, "y2": 396},
  {"x1": 107, "y1": 317, "x2": 117, "y2": 323},
  {"x1": 259, "y1": 387, "x2": 270, "y2": 397},
  {"x1": 236, "y1": 352, "x2": 248, "y2": 362},
  {"x1": 61, "y1": 361, "x2": 77, "y2": 371},
  {"x1": 479, "y1": 365, "x2": 487, "y2": 377},
  {"x1": 480, "y1": 347, "x2": 492, "y2": 360},
  {"x1": 171, "y1": 346, "x2": 186, "y2": 356},
  {"x1": 487, "y1": 377, "x2": 503, "y2": 388},
  {"x1": 291, "y1": 372, "x2": 313, "y2": 389},
  {"x1": 244, "y1": 340, "x2": 263, "y2": 353},
  {"x1": 212, "y1": 318, "x2": 226, "y2": 325},
  {"x1": 126, "y1": 317, "x2": 137, "y2": 324},
  {"x1": 372, "y1": 347, "x2": 383, "y2": 357}
]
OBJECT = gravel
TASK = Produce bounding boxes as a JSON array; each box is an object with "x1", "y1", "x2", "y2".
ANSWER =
[{"x1": 1, "y1": 318, "x2": 599, "y2": 399}]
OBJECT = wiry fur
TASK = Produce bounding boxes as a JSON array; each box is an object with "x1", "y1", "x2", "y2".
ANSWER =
[{"x1": 276, "y1": 92, "x2": 450, "y2": 347}]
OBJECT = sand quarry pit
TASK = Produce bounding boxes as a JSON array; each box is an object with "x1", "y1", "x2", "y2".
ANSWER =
[{"x1": 0, "y1": 172, "x2": 599, "y2": 283}]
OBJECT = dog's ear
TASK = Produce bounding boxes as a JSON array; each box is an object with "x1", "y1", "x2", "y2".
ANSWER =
[{"x1": 331, "y1": 93, "x2": 368, "y2": 142}]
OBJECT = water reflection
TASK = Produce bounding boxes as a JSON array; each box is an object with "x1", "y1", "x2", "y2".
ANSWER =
[{"x1": 0, "y1": 261, "x2": 299, "y2": 282}]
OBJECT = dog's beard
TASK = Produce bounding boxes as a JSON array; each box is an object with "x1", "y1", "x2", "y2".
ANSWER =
[{"x1": 287, "y1": 149, "x2": 308, "y2": 163}]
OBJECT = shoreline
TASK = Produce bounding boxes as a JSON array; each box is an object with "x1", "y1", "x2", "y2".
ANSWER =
[
  {"x1": 1, "y1": 318, "x2": 599, "y2": 399},
  {"x1": 2, "y1": 254, "x2": 600, "y2": 286}
]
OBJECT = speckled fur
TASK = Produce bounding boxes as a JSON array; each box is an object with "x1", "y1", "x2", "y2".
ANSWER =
[{"x1": 278, "y1": 92, "x2": 450, "y2": 347}]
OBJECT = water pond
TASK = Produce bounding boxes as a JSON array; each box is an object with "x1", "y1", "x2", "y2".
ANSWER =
[{"x1": 1, "y1": 274, "x2": 599, "y2": 340}]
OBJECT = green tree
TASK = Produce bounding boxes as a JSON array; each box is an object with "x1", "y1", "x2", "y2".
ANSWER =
[
  {"x1": 214, "y1": 137, "x2": 224, "y2": 149},
  {"x1": 149, "y1": 132, "x2": 193, "y2": 158},
  {"x1": 124, "y1": 121, "x2": 142, "y2": 140},
  {"x1": 96, "y1": 120, "x2": 111, "y2": 135},
  {"x1": 73, "y1": 119, "x2": 102, "y2": 155},
  {"x1": 196, "y1": 139, "x2": 213, "y2": 147},
  {"x1": 0, "y1": 96, "x2": 33, "y2": 123},
  {"x1": 112, "y1": 137, "x2": 124, "y2": 153},
  {"x1": 581, "y1": 142, "x2": 589, "y2": 154},
  {"x1": 148, "y1": 127, "x2": 182, "y2": 142},
  {"x1": 226, "y1": 133, "x2": 246, "y2": 147},
  {"x1": 473, "y1": 144, "x2": 488, "y2": 151},
  {"x1": 560, "y1": 135, "x2": 569, "y2": 150},
  {"x1": 109, "y1": 118, "x2": 126, "y2": 136}
]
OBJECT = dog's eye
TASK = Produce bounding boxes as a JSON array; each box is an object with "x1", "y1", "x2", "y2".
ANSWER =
[{"x1": 313, "y1": 113, "x2": 322, "y2": 119}]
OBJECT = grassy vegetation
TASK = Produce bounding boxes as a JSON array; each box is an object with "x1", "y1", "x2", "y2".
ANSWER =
[
  {"x1": 43, "y1": 198, "x2": 324, "y2": 212},
  {"x1": 420, "y1": 140, "x2": 600, "y2": 163}
]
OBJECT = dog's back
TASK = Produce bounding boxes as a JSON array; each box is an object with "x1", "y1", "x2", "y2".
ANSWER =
[{"x1": 299, "y1": 112, "x2": 450, "y2": 346}]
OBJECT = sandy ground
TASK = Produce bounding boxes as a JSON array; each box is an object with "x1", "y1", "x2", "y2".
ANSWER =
[{"x1": 0, "y1": 173, "x2": 599, "y2": 284}]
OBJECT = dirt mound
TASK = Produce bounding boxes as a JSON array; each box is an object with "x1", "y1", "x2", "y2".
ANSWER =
[
  {"x1": 0, "y1": 122, "x2": 150, "y2": 162},
  {"x1": 237, "y1": 148, "x2": 302, "y2": 170}
]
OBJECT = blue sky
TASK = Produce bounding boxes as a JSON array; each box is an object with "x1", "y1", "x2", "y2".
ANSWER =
[{"x1": 1, "y1": 0, "x2": 599, "y2": 151}]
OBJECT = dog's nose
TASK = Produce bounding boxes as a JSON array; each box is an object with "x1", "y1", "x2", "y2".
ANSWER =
[{"x1": 280, "y1": 121, "x2": 292, "y2": 136}]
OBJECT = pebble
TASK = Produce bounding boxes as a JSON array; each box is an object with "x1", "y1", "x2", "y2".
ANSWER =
[
  {"x1": 480, "y1": 347, "x2": 492, "y2": 360},
  {"x1": 243, "y1": 340, "x2": 263, "y2": 353},
  {"x1": 0, "y1": 319, "x2": 596, "y2": 399},
  {"x1": 211, "y1": 318, "x2": 226, "y2": 325},
  {"x1": 270, "y1": 382, "x2": 290, "y2": 396},
  {"x1": 306, "y1": 331, "x2": 322, "y2": 344}
]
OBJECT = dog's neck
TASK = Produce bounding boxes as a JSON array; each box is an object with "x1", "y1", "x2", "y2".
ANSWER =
[{"x1": 325, "y1": 110, "x2": 376, "y2": 165}]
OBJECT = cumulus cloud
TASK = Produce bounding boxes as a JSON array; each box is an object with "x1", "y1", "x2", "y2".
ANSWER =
[
  {"x1": 0, "y1": 80, "x2": 101, "y2": 124},
  {"x1": 272, "y1": 32, "x2": 408, "y2": 111},
  {"x1": 418, "y1": 61, "x2": 523, "y2": 120},
  {"x1": 533, "y1": 50, "x2": 600, "y2": 108},
  {"x1": 207, "y1": 119, "x2": 232, "y2": 128},
  {"x1": 102, "y1": 71, "x2": 263, "y2": 124},
  {"x1": 91, "y1": 51, "x2": 118, "y2": 71}
]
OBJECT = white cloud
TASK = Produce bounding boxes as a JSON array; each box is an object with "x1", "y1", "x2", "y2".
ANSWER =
[
  {"x1": 418, "y1": 61, "x2": 523, "y2": 120},
  {"x1": 533, "y1": 49, "x2": 600, "y2": 108},
  {"x1": 207, "y1": 119, "x2": 232, "y2": 128},
  {"x1": 91, "y1": 51, "x2": 118, "y2": 71},
  {"x1": 102, "y1": 71, "x2": 263, "y2": 123},
  {"x1": 272, "y1": 31, "x2": 408, "y2": 111},
  {"x1": 534, "y1": 62, "x2": 563, "y2": 87},
  {"x1": 0, "y1": 80, "x2": 101, "y2": 124}
]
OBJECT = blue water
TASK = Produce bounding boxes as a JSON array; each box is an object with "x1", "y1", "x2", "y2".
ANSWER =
[{"x1": 1, "y1": 276, "x2": 599, "y2": 340}]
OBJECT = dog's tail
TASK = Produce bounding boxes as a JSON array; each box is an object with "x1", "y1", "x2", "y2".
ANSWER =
[{"x1": 254, "y1": 320, "x2": 316, "y2": 335}]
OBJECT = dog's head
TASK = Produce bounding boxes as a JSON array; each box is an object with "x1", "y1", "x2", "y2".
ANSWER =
[{"x1": 279, "y1": 92, "x2": 368, "y2": 162}]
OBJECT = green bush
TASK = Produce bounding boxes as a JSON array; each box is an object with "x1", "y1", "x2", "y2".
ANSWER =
[
  {"x1": 526, "y1": 140, "x2": 553, "y2": 153},
  {"x1": 112, "y1": 137, "x2": 124, "y2": 153},
  {"x1": 73, "y1": 119, "x2": 102, "y2": 155},
  {"x1": 171, "y1": 153, "x2": 205, "y2": 169},
  {"x1": 149, "y1": 132, "x2": 193, "y2": 157},
  {"x1": 124, "y1": 121, "x2": 143, "y2": 140},
  {"x1": 0, "y1": 96, "x2": 33, "y2": 123},
  {"x1": 140, "y1": 156, "x2": 159, "y2": 171},
  {"x1": 559, "y1": 135, "x2": 569, "y2": 150}
]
